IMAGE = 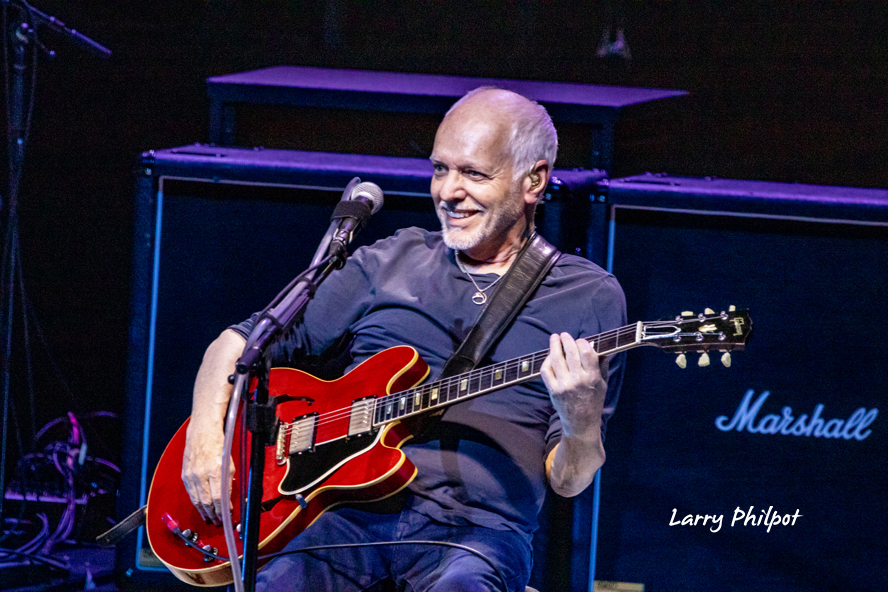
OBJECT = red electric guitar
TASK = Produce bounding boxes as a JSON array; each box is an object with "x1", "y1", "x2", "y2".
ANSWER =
[{"x1": 145, "y1": 308, "x2": 752, "y2": 586}]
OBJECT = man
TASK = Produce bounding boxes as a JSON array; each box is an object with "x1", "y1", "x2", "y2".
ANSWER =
[{"x1": 181, "y1": 87, "x2": 625, "y2": 591}]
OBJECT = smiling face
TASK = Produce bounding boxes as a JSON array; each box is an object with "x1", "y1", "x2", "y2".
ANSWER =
[{"x1": 430, "y1": 95, "x2": 533, "y2": 262}]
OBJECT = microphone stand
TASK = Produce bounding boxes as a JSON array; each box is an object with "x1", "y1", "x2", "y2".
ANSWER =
[
  {"x1": 222, "y1": 178, "x2": 366, "y2": 592},
  {"x1": 0, "y1": 0, "x2": 109, "y2": 530}
]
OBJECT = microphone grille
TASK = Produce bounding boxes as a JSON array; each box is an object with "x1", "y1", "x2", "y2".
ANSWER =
[{"x1": 351, "y1": 182, "x2": 384, "y2": 214}]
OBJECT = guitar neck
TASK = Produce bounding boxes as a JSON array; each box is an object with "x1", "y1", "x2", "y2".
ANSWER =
[{"x1": 372, "y1": 322, "x2": 643, "y2": 427}]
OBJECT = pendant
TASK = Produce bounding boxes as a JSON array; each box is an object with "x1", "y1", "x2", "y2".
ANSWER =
[{"x1": 472, "y1": 291, "x2": 487, "y2": 305}]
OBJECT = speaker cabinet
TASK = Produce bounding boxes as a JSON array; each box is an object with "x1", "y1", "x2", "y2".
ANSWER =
[
  {"x1": 118, "y1": 144, "x2": 604, "y2": 589},
  {"x1": 595, "y1": 174, "x2": 888, "y2": 591}
]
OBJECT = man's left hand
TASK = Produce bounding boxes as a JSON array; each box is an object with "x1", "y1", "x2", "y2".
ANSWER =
[
  {"x1": 540, "y1": 332, "x2": 608, "y2": 440},
  {"x1": 541, "y1": 333, "x2": 609, "y2": 497}
]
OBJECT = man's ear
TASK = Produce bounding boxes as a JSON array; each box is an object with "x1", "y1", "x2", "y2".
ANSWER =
[{"x1": 524, "y1": 160, "x2": 551, "y2": 204}]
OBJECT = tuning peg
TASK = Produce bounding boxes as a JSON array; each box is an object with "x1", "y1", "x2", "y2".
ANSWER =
[
  {"x1": 721, "y1": 352, "x2": 732, "y2": 367},
  {"x1": 675, "y1": 354, "x2": 687, "y2": 369},
  {"x1": 698, "y1": 352, "x2": 711, "y2": 367},
  {"x1": 681, "y1": 311, "x2": 694, "y2": 317},
  {"x1": 704, "y1": 308, "x2": 715, "y2": 314},
  {"x1": 729, "y1": 305, "x2": 736, "y2": 312}
]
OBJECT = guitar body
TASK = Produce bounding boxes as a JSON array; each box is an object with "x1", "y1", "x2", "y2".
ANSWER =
[{"x1": 145, "y1": 346, "x2": 429, "y2": 586}]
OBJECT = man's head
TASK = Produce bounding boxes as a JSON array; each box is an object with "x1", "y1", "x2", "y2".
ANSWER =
[
  {"x1": 447, "y1": 87, "x2": 558, "y2": 183},
  {"x1": 429, "y1": 88, "x2": 558, "y2": 262}
]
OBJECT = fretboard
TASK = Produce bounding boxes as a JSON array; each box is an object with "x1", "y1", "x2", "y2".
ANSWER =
[{"x1": 372, "y1": 322, "x2": 641, "y2": 426}]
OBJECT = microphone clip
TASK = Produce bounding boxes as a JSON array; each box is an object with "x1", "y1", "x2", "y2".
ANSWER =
[{"x1": 328, "y1": 198, "x2": 373, "y2": 266}]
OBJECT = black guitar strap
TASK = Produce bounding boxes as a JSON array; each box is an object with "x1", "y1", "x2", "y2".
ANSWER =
[{"x1": 440, "y1": 231, "x2": 561, "y2": 380}]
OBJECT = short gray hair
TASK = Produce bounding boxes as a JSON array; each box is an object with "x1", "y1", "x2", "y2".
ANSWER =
[{"x1": 446, "y1": 87, "x2": 558, "y2": 181}]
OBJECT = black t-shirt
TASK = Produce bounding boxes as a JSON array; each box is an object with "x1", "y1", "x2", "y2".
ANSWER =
[{"x1": 230, "y1": 227, "x2": 626, "y2": 539}]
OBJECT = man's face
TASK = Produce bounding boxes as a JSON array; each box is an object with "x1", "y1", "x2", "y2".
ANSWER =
[{"x1": 429, "y1": 105, "x2": 526, "y2": 258}]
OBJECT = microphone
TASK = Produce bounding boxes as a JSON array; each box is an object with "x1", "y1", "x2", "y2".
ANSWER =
[{"x1": 329, "y1": 182, "x2": 384, "y2": 259}]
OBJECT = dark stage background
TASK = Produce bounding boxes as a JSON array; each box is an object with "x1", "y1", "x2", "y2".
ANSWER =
[{"x1": 2, "y1": 2, "x2": 887, "y2": 591}]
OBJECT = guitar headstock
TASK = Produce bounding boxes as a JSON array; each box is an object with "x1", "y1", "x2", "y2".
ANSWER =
[{"x1": 641, "y1": 307, "x2": 752, "y2": 368}]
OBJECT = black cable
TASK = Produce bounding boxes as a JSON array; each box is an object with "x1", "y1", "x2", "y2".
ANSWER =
[
  {"x1": 34, "y1": 412, "x2": 119, "y2": 461},
  {"x1": 0, "y1": 546, "x2": 69, "y2": 570},
  {"x1": 1, "y1": 512, "x2": 48, "y2": 557}
]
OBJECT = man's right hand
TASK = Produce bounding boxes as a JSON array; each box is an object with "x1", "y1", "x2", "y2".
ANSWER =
[
  {"x1": 180, "y1": 329, "x2": 246, "y2": 525},
  {"x1": 182, "y1": 420, "x2": 233, "y2": 525}
]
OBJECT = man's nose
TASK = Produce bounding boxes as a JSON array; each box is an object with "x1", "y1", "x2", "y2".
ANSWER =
[{"x1": 437, "y1": 171, "x2": 465, "y2": 202}]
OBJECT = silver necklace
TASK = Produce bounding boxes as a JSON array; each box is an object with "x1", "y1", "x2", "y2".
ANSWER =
[{"x1": 455, "y1": 251, "x2": 504, "y2": 305}]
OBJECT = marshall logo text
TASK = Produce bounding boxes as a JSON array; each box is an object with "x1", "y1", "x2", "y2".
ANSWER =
[{"x1": 715, "y1": 390, "x2": 877, "y2": 440}]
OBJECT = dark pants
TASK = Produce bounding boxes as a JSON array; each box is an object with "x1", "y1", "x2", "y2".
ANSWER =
[{"x1": 255, "y1": 504, "x2": 532, "y2": 592}]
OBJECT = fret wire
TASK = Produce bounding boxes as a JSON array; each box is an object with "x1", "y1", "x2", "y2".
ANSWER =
[
  {"x1": 438, "y1": 379, "x2": 449, "y2": 405},
  {"x1": 505, "y1": 360, "x2": 519, "y2": 382},
  {"x1": 439, "y1": 380, "x2": 450, "y2": 404},
  {"x1": 429, "y1": 383, "x2": 438, "y2": 409},
  {"x1": 614, "y1": 330, "x2": 625, "y2": 347},
  {"x1": 426, "y1": 383, "x2": 441, "y2": 409},
  {"x1": 420, "y1": 384, "x2": 430, "y2": 411},
  {"x1": 480, "y1": 366, "x2": 493, "y2": 391},
  {"x1": 475, "y1": 367, "x2": 485, "y2": 392},
  {"x1": 469, "y1": 368, "x2": 481, "y2": 393},
  {"x1": 450, "y1": 375, "x2": 461, "y2": 401},
  {"x1": 493, "y1": 362, "x2": 504, "y2": 386}
]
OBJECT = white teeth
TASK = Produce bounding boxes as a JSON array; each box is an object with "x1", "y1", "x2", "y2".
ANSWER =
[{"x1": 446, "y1": 210, "x2": 479, "y2": 219}]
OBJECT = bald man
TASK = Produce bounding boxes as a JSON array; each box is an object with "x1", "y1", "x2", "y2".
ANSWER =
[{"x1": 181, "y1": 88, "x2": 626, "y2": 591}]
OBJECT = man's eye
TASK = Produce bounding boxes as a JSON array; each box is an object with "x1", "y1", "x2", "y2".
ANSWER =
[
  {"x1": 433, "y1": 164, "x2": 447, "y2": 174},
  {"x1": 465, "y1": 170, "x2": 483, "y2": 178}
]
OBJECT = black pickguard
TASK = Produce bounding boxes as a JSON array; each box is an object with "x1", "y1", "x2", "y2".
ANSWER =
[{"x1": 278, "y1": 431, "x2": 379, "y2": 494}]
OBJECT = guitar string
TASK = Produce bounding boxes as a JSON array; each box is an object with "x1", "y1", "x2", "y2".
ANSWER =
[
  {"x1": 281, "y1": 323, "x2": 636, "y2": 433},
  {"x1": 368, "y1": 325, "x2": 631, "y2": 410},
  {"x1": 278, "y1": 352, "x2": 552, "y2": 439},
  {"x1": 278, "y1": 317, "x2": 736, "y2": 437},
  {"x1": 277, "y1": 324, "x2": 638, "y2": 437},
  {"x1": 282, "y1": 352, "x2": 546, "y2": 437},
  {"x1": 277, "y1": 326, "x2": 633, "y2": 439},
  {"x1": 279, "y1": 319, "x2": 725, "y2": 437},
  {"x1": 280, "y1": 319, "x2": 734, "y2": 439}
]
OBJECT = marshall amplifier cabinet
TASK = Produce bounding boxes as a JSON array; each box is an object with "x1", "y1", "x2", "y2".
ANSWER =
[
  {"x1": 118, "y1": 144, "x2": 605, "y2": 589},
  {"x1": 594, "y1": 174, "x2": 888, "y2": 592}
]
